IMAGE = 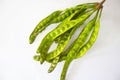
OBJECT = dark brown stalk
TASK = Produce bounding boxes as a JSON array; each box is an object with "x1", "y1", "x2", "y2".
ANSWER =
[{"x1": 96, "y1": 0, "x2": 106, "y2": 9}]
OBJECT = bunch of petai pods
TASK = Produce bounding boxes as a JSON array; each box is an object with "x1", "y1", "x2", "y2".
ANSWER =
[{"x1": 29, "y1": 0, "x2": 105, "y2": 80}]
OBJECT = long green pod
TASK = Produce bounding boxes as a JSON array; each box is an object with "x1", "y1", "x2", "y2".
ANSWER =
[
  {"x1": 51, "y1": 8, "x2": 75, "y2": 23},
  {"x1": 37, "y1": 10, "x2": 96, "y2": 54},
  {"x1": 52, "y1": 2, "x2": 96, "y2": 23},
  {"x1": 29, "y1": 8, "x2": 75, "y2": 44},
  {"x1": 54, "y1": 26, "x2": 74, "y2": 44},
  {"x1": 36, "y1": 12, "x2": 78, "y2": 64},
  {"x1": 60, "y1": 11, "x2": 99, "y2": 80},
  {"x1": 36, "y1": 10, "x2": 95, "y2": 64},
  {"x1": 55, "y1": 7, "x2": 96, "y2": 44},
  {"x1": 76, "y1": 2, "x2": 98, "y2": 8},
  {"x1": 75, "y1": 9, "x2": 102, "y2": 59},
  {"x1": 29, "y1": 3, "x2": 96, "y2": 44},
  {"x1": 46, "y1": 25, "x2": 78, "y2": 61},
  {"x1": 46, "y1": 28, "x2": 74, "y2": 62},
  {"x1": 59, "y1": 11, "x2": 98, "y2": 61},
  {"x1": 54, "y1": 3, "x2": 97, "y2": 43},
  {"x1": 29, "y1": 10, "x2": 62, "y2": 44},
  {"x1": 54, "y1": 9, "x2": 90, "y2": 43}
]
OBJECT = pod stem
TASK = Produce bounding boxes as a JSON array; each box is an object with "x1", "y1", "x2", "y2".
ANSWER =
[
  {"x1": 96, "y1": 0, "x2": 106, "y2": 9},
  {"x1": 101, "y1": 0, "x2": 106, "y2": 5}
]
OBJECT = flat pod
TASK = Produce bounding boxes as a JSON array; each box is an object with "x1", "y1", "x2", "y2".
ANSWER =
[
  {"x1": 37, "y1": 10, "x2": 95, "y2": 54},
  {"x1": 36, "y1": 10, "x2": 95, "y2": 64},
  {"x1": 29, "y1": 3, "x2": 96, "y2": 44},
  {"x1": 35, "y1": 11, "x2": 80, "y2": 63},
  {"x1": 29, "y1": 1, "x2": 105, "y2": 80},
  {"x1": 60, "y1": 58, "x2": 73, "y2": 80},
  {"x1": 60, "y1": 11, "x2": 97, "y2": 61},
  {"x1": 48, "y1": 56, "x2": 60, "y2": 73},
  {"x1": 29, "y1": 10, "x2": 62, "y2": 44},
  {"x1": 46, "y1": 23, "x2": 80, "y2": 61},
  {"x1": 75, "y1": 9, "x2": 101, "y2": 59},
  {"x1": 54, "y1": 3, "x2": 98, "y2": 43},
  {"x1": 59, "y1": 11, "x2": 99, "y2": 80},
  {"x1": 51, "y1": 2, "x2": 97, "y2": 23}
]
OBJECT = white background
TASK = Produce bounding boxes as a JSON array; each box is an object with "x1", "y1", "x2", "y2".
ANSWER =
[{"x1": 0, "y1": 0, "x2": 120, "y2": 80}]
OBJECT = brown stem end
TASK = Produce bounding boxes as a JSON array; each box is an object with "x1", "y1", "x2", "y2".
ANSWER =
[{"x1": 95, "y1": 0, "x2": 106, "y2": 9}]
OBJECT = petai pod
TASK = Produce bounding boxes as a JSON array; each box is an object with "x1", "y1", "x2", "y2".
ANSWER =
[
  {"x1": 36, "y1": 10, "x2": 95, "y2": 64},
  {"x1": 59, "y1": 10, "x2": 98, "y2": 61},
  {"x1": 60, "y1": 11, "x2": 99, "y2": 80},
  {"x1": 60, "y1": 58, "x2": 73, "y2": 80},
  {"x1": 35, "y1": 11, "x2": 79, "y2": 63},
  {"x1": 75, "y1": 9, "x2": 102, "y2": 59},
  {"x1": 55, "y1": 6, "x2": 96, "y2": 44},
  {"x1": 54, "y1": 3, "x2": 98, "y2": 43},
  {"x1": 51, "y1": 2, "x2": 97, "y2": 23},
  {"x1": 29, "y1": 3, "x2": 96, "y2": 44},
  {"x1": 29, "y1": 1, "x2": 105, "y2": 80},
  {"x1": 29, "y1": 10, "x2": 62, "y2": 44},
  {"x1": 48, "y1": 56, "x2": 60, "y2": 73},
  {"x1": 46, "y1": 24, "x2": 80, "y2": 61}
]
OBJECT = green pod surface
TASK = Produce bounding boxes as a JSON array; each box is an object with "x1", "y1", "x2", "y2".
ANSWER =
[
  {"x1": 33, "y1": 55, "x2": 45, "y2": 64},
  {"x1": 48, "y1": 56, "x2": 59, "y2": 73},
  {"x1": 59, "y1": 54, "x2": 66, "y2": 62},
  {"x1": 60, "y1": 11, "x2": 100, "y2": 80},
  {"x1": 33, "y1": 55, "x2": 40, "y2": 61},
  {"x1": 54, "y1": 7, "x2": 90, "y2": 43},
  {"x1": 75, "y1": 9, "x2": 101, "y2": 59},
  {"x1": 46, "y1": 26, "x2": 78, "y2": 61},
  {"x1": 60, "y1": 58, "x2": 73, "y2": 80},
  {"x1": 51, "y1": 8, "x2": 75, "y2": 23},
  {"x1": 60, "y1": 11, "x2": 98, "y2": 61},
  {"x1": 29, "y1": 3, "x2": 95, "y2": 44},
  {"x1": 54, "y1": 25, "x2": 74, "y2": 44},
  {"x1": 52, "y1": 2, "x2": 97, "y2": 24},
  {"x1": 29, "y1": 10, "x2": 62, "y2": 44},
  {"x1": 36, "y1": 10, "x2": 95, "y2": 64},
  {"x1": 54, "y1": 3, "x2": 97, "y2": 43},
  {"x1": 75, "y1": 2, "x2": 98, "y2": 10}
]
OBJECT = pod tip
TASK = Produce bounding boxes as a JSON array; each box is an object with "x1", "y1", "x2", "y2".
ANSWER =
[
  {"x1": 29, "y1": 39, "x2": 33, "y2": 44},
  {"x1": 33, "y1": 55, "x2": 40, "y2": 61}
]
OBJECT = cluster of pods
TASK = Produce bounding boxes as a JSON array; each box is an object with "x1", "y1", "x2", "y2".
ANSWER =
[{"x1": 29, "y1": 0, "x2": 105, "y2": 80}]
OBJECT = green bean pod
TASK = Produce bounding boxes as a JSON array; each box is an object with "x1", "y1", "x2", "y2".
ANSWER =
[
  {"x1": 54, "y1": 10, "x2": 89, "y2": 43},
  {"x1": 54, "y1": 3, "x2": 97, "y2": 43},
  {"x1": 37, "y1": 10, "x2": 95, "y2": 54},
  {"x1": 29, "y1": 2, "x2": 97, "y2": 44},
  {"x1": 46, "y1": 28, "x2": 74, "y2": 62},
  {"x1": 59, "y1": 11, "x2": 98, "y2": 62},
  {"x1": 54, "y1": 25, "x2": 74, "y2": 44},
  {"x1": 48, "y1": 56, "x2": 60, "y2": 73},
  {"x1": 36, "y1": 10, "x2": 95, "y2": 64},
  {"x1": 29, "y1": 10, "x2": 62, "y2": 44},
  {"x1": 60, "y1": 58, "x2": 73, "y2": 80},
  {"x1": 52, "y1": 3, "x2": 96, "y2": 23},
  {"x1": 29, "y1": 3, "x2": 87, "y2": 44},
  {"x1": 29, "y1": 8, "x2": 76, "y2": 44},
  {"x1": 46, "y1": 26, "x2": 78, "y2": 61},
  {"x1": 60, "y1": 11, "x2": 99, "y2": 80},
  {"x1": 75, "y1": 9, "x2": 102, "y2": 59},
  {"x1": 51, "y1": 8, "x2": 75, "y2": 23},
  {"x1": 30, "y1": 1, "x2": 105, "y2": 80}
]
